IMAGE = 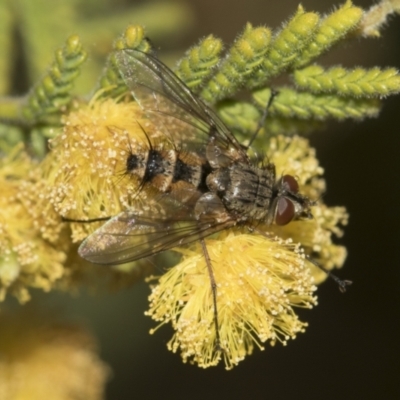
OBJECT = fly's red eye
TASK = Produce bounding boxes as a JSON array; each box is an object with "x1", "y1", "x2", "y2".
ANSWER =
[
  {"x1": 275, "y1": 197, "x2": 295, "y2": 226},
  {"x1": 282, "y1": 175, "x2": 299, "y2": 193}
]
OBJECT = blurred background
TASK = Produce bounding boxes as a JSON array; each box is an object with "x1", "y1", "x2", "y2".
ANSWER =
[{"x1": 2, "y1": 0, "x2": 400, "y2": 399}]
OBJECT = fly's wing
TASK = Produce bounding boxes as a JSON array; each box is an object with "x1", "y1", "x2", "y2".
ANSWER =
[
  {"x1": 114, "y1": 49, "x2": 248, "y2": 163},
  {"x1": 78, "y1": 195, "x2": 234, "y2": 265}
]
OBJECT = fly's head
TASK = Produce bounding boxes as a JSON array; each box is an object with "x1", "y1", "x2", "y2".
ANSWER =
[{"x1": 269, "y1": 174, "x2": 315, "y2": 226}]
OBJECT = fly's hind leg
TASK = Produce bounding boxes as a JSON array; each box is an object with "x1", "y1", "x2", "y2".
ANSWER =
[
  {"x1": 200, "y1": 238, "x2": 223, "y2": 353},
  {"x1": 195, "y1": 192, "x2": 233, "y2": 353}
]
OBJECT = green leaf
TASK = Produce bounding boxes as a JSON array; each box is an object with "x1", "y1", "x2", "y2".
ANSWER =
[
  {"x1": 22, "y1": 35, "x2": 87, "y2": 124},
  {"x1": 175, "y1": 35, "x2": 223, "y2": 92},
  {"x1": 253, "y1": 87, "x2": 381, "y2": 120},
  {"x1": 294, "y1": 65, "x2": 400, "y2": 97}
]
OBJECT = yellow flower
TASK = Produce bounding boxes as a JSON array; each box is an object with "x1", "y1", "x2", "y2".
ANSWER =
[
  {"x1": 0, "y1": 96, "x2": 153, "y2": 302},
  {"x1": 146, "y1": 232, "x2": 317, "y2": 369},
  {"x1": 38, "y1": 96, "x2": 160, "y2": 285},
  {"x1": 42, "y1": 96, "x2": 151, "y2": 242},
  {"x1": 0, "y1": 145, "x2": 67, "y2": 303},
  {"x1": 0, "y1": 309, "x2": 109, "y2": 400}
]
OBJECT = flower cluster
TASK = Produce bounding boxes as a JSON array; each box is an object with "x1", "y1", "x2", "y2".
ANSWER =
[
  {"x1": 4, "y1": 96, "x2": 343, "y2": 368},
  {"x1": 2, "y1": 0, "x2": 400, "y2": 373},
  {"x1": 0, "y1": 146, "x2": 67, "y2": 303},
  {"x1": 147, "y1": 232, "x2": 317, "y2": 369}
]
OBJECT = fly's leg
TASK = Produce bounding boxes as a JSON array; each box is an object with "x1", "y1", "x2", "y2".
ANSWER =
[
  {"x1": 61, "y1": 216, "x2": 111, "y2": 223},
  {"x1": 252, "y1": 227, "x2": 352, "y2": 293},
  {"x1": 195, "y1": 193, "x2": 232, "y2": 352},
  {"x1": 306, "y1": 255, "x2": 352, "y2": 293},
  {"x1": 200, "y1": 238, "x2": 223, "y2": 352},
  {"x1": 246, "y1": 88, "x2": 278, "y2": 148}
]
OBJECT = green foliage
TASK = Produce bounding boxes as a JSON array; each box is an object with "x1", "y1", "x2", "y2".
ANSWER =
[
  {"x1": 175, "y1": 35, "x2": 223, "y2": 92},
  {"x1": 253, "y1": 88, "x2": 381, "y2": 120},
  {"x1": 217, "y1": 101, "x2": 324, "y2": 141},
  {"x1": 0, "y1": 0, "x2": 193, "y2": 95},
  {"x1": 355, "y1": 0, "x2": 400, "y2": 37},
  {"x1": 294, "y1": 65, "x2": 400, "y2": 97},
  {"x1": 190, "y1": 0, "x2": 397, "y2": 137},
  {"x1": 200, "y1": 24, "x2": 271, "y2": 102},
  {"x1": 293, "y1": 0, "x2": 363, "y2": 68},
  {"x1": 263, "y1": 116, "x2": 325, "y2": 137},
  {"x1": 248, "y1": 6, "x2": 319, "y2": 88},
  {"x1": 22, "y1": 35, "x2": 87, "y2": 124},
  {"x1": 0, "y1": 2, "x2": 13, "y2": 94},
  {"x1": 97, "y1": 26, "x2": 152, "y2": 98},
  {"x1": 0, "y1": 1, "x2": 400, "y2": 156},
  {"x1": 217, "y1": 101, "x2": 261, "y2": 137},
  {"x1": 0, "y1": 124, "x2": 24, "y2": 154}
]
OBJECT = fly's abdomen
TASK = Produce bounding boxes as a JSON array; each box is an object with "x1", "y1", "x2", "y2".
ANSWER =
[{"x1": 126, "y1": 145, "x2": 210, "y2": 197}]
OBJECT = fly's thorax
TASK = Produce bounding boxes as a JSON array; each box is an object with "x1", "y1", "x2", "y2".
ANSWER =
[
  {"x1": 206, "y1": 163, "x2": 275, "y2": 221},
  {"x1": 126, "y1": 145, "x2": 210, "y2": 194}
]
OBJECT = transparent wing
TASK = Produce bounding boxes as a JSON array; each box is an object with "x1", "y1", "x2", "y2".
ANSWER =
[
  {"x1": 78, "y1": 195, "x2": 234, "y2": 265},
  {"x1": 114, "y1": 49, "x2": 248, "y2": 162}
]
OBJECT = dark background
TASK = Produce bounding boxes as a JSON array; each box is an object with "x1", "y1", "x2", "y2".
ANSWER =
[{"x1": 15, "y1": 0, "x2": 400, "y2": 399}]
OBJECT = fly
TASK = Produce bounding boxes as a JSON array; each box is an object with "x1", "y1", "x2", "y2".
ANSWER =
[{"x1": 78, "y1": 48, "x2": 351, "y2": 348}]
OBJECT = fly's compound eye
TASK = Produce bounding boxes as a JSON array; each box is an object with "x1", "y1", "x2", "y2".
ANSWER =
[
  {"x1": 275, "y1": 197, "x2": 295, "y2": 226},
  {"x1": 281, "y1": 174, "x2": 299, "y2": 193}
]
